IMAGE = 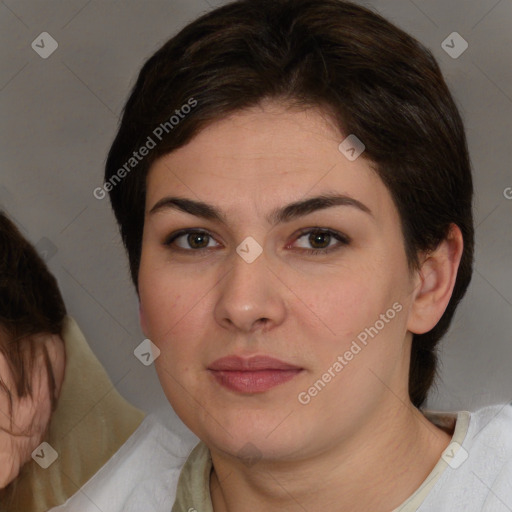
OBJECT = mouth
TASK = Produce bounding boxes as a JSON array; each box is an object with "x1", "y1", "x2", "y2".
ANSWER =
[{"x1": 207, "y1": 355, "x2": 304, "y2": 393}]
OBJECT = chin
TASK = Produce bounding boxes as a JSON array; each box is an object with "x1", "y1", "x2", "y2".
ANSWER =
[{"x1": 204, "y1": 422, "x2": 305, "y2": 462}]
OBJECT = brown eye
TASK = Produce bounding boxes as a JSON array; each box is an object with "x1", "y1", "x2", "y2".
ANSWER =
[
  {"x1": 307, "y1": 230, "x2": 331, "y2": 249},
  {"x1": 164, "y1": 230, "x2": 219, "y2": 251},
  {"x1": 185, "y1": 232, "x2": 209, "y2": 249},
  {"x1": 292, "y1": 228, "x2": 350, "y2": 255}
]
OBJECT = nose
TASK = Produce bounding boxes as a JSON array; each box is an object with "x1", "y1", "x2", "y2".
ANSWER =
[{"x1": 213, "y1": 247, "x2": 287, "y2": 333}]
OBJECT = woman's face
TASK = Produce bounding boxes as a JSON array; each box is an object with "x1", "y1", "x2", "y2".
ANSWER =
[{"x1": 138, "y1": 102, "x2": 422, "y2": 461}]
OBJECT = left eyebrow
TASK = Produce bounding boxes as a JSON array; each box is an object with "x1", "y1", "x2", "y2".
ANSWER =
[{"x1": 148, "y1": 192, "x2": 373, "y2": 226}]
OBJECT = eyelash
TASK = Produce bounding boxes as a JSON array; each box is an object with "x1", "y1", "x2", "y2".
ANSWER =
[{"x1": 163, "y1": 228, "x2": 350, "y2": 256}]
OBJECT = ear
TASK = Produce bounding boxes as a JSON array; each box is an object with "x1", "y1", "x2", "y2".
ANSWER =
[{"x1": 407, "y1": 223, "x2": 464, "y2": 335}]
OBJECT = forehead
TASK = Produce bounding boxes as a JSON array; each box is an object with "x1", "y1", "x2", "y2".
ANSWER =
[{"x1": 145, "y1": 103, "x2": 393, "y2": 222}]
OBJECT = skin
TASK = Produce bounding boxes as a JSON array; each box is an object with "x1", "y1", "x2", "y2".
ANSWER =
[
  {"x1": 138, "y1": 101, "x2": 463, "y2": 512},
  {"x1": 0, "y1": 333, "x2": 65, "y2": 488}
]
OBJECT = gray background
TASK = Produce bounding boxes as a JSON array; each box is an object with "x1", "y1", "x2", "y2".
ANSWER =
[{"x1": 1, "y1": 0, "x2": 511, "y2": 435}]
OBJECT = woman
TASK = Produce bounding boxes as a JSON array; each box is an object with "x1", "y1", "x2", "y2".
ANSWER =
[{"x1": 100, "y1": 0, "x2": 512, "y2": 510}]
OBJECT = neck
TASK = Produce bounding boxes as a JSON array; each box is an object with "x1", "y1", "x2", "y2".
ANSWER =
[{"x1": 209, "y1": 403, "x2": 453, "y2": 512}]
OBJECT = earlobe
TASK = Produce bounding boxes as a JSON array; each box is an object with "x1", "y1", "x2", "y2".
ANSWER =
[{"x1": 407, "y1": 223, "x2": 464, "y2": 335}]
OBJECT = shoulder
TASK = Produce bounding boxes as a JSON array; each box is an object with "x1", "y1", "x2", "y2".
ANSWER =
[
  {"x1": 467, "y1": 402, "x2": 512, "y2": 477},
  {"x1": 121, "y1": 415, "x2": 199, "y2": 512},
  {"x1": 466, "y1": 402, "x2": 512, "y2": 451},
  {"x1": 49, "y1": 414, "x2": 198, "y2": 512},
  {"x1": 466, "y1": 403, "x2": 512, "y2": 510},
  {"x1": 423, "y1": 403, "x2": 512, "y2": 512}
]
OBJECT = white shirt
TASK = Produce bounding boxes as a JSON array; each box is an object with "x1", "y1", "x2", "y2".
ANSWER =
[
  {"x1": 48, "y1": 415, "x2": 194, "y2": 512},
  {"x1": 50, "y1": 403, "x2": 512, "y2": 512}
]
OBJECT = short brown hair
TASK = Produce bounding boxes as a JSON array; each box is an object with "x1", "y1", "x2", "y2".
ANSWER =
[
  {"x1": 0, "y1": 211, "x2": 66, "y2": 430},
  {"x1": 104, "y1": 0, "x2": 474, "y2": 408}
]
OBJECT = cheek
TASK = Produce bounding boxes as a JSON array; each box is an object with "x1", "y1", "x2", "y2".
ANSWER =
[
  {"x1": 139, "y1": 276, "x2": 201, "y2": 345},
  {"x1": 298, "y1": 268, "x2": 380, "y2": 336},
  {"x1": 297, "y1": 265, "x2": 409, "y2": 371},
  {"x1": 138, "y1": 268, "x2": 210, "y2": 374},
  {"x1": 138, "y1": 258, "x2": 183, "y2": 340}
]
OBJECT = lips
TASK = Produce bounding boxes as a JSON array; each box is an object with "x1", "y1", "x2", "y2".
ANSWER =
[
  {"x1": 207, "y1": 355, "x2": 303, "y2": 393},
  {"x1": 208, "y1": 355, "x2": 302, "y2": 371}
]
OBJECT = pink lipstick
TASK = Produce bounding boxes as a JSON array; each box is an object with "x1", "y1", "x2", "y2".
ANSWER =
[{"x1": 208, "y1": 355, "x2": 303, "y2": 393}]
